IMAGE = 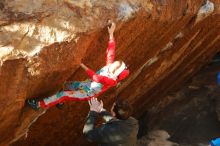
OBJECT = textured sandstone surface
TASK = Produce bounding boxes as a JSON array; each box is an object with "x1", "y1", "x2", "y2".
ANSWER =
[{"x1": 0, "y1": 0, "x2": 220, "y2": 146}]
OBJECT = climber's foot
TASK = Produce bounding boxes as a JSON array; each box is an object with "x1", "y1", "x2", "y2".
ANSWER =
[
  {"x1": 56, "y1": 102, "x2": 64, "y2": 109},
  {"x1": 27, "y1": 99, "x2": 39, "y2": 110}
]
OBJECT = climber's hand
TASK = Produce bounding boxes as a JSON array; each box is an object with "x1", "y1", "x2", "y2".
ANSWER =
[
  {"x1": 88, "y1": 97, "x2": 104, "y2": 113},
  {"x1": 107, "y1": 21, "x2": 115, "y2": 40},
  {"x1": 80, "y1": 63, "x2": 89, "y2": 71}
]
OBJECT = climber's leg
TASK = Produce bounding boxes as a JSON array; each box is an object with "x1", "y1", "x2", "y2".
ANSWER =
[
  {"x1": 39, "y1": 87, "x2": 95, "y2": 108},
  {"x1": 55, "y1": 81, "x2": 81, "y2": 109},
  {"x1": 51, "y1": 81, "x2": 81, "y2": 109},
  {"x1": 27, "y1": 80, "x2": 96, "y2": 109},
  {"x1": 39, "y1": 91, "x2": 69, "y2": 108},
  {"x1": 63, "y1": 81, "x2": 81, "y2": 90}
]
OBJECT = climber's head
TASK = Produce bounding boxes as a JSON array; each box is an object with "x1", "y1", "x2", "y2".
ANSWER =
[
  {"x1": 109, "y1": 60, "x2": 126, "y2": 77},
  {"x1": 111, "y1": 100, "x2": 133, "y2": 120}
]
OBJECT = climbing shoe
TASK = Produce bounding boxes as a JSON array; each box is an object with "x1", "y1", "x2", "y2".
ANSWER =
[
  {"x1": 27, "y1": 99, "x2": 39, "y2": 110},
  {"x1": 56, "y1": 102, "x2": 64, "y2": 109}
]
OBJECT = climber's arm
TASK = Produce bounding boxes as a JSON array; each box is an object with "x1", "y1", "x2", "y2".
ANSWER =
[
  {"x1": 86, "y1": 69, "x2": 117, "y2": 86},
  {"x1": 106, "y1": 22, "x2": 116, "y2": 65},
  {"x1": 80, "y1": 63, "x2": 90, "y2": 71},
  {"x1": 80, "y1": 63, "x2": 95, "y2": 78},
  {"x1": 81, "y1": 63, "x2": 116, "y2": 85},
  {"x1": 116, "y1": 69, "x2": 130, "y2": 82}
]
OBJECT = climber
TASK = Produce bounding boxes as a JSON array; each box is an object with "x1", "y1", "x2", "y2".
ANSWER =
[
  {"x1": 83, "y1": 97, "x2": 139, "y2": 146},
  {"x1": 209, "y1": 138, "x2": 220, "y2": 146},
  {"x1": 27, "y1": 21, "x2": 129, "y2": 110}
]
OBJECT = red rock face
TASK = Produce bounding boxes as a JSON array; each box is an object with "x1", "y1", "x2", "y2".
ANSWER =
[{"x1": 0, "y1": 0, "x2": 219, "y2": 146}]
